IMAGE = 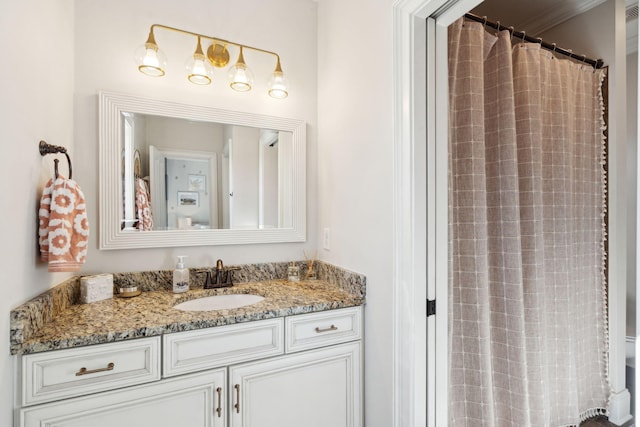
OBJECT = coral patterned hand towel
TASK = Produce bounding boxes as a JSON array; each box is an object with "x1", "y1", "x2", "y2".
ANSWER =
[
  {"x1": 135, "y1": 177, "x2": 153, "y2": 230},
  {"x1": 38, "y1": 176, "x2": 89, "y2": 272}
]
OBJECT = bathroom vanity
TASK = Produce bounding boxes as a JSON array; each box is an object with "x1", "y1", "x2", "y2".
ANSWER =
[{"x1": 11, "y1": 267, "x2": 365, "y2": 427}]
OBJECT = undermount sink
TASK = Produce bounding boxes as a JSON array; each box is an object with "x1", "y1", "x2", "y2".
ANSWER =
[{"x1": 174, "y1": 294, "x2": 265, "y2": 311}]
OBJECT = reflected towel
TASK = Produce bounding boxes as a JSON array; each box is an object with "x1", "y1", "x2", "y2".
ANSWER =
[
  {"x1": 135, "y1": 177, "x2": 153, "y2": 230},
  {"x1": 38, "y1": 176, "x2": 89, "y2": 272}
]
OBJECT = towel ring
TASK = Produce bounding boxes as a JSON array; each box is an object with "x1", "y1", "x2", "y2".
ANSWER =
[{"x1": 39, "y1": 140, "x2": 72, "y2": 179}]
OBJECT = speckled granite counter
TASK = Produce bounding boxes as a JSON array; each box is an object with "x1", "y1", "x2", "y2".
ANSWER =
[{"x1": 10, "y1": 261, "x2": 366, "y2": 355}]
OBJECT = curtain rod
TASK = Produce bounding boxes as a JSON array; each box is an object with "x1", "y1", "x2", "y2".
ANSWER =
[{"x1": 464, "y1": 13, "x2": 605, "y2": 69}]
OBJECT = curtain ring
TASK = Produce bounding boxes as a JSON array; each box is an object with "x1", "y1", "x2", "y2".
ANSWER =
[
  {"x1": 536, "y1": 37, "x2": 542, "y2": 45},
  {"x1": 521, "y1": 30, "x2": 526, "y2": 42},
  {"x1": 482, "y1": 16, "x2": 487, "y2": 28},
  {"x1": 551, "y1": 43, "x2": 557, "y2": 52},
  {"x1": 509, "y1": 26, "x2": 515, "y2": 41},
  {"x1": 581, "y1": 54, "x2": 587, "y2": 63}
]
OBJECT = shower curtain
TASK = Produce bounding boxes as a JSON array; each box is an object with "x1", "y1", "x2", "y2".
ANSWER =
[{"x1": 448, "y1": 19, "x2": 609, "y2": 426}]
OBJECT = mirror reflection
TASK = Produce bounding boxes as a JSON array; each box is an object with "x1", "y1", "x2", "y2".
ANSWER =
[
  {"x1": 99, "y1": 91, "x2": 306, "y2": 249},
  {"x1": 121, "y1": 113, "x2": 293, "y2": 231}
]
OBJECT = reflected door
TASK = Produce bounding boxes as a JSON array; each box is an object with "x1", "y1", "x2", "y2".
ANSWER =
[{"x1": 149, "y1": 145, "x2": 167, "y2": 229}]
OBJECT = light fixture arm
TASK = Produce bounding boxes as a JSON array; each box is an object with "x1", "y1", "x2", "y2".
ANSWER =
[
  {"x1": 148, "y1": 24, "x2": 282, "y2": 68},
  {"x1": 194, "y1": 36, "x2": 205, "y2": 56},
  {"x1": 145, "y1": 29, "x2": 159, "y2": 50}
]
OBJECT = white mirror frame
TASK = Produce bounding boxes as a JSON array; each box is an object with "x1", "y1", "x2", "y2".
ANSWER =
[{"x1": 99, "y1": 91, "x2": 306, "y2": 249}]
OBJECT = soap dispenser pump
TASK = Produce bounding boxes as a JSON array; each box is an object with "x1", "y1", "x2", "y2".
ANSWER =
[{"x1": 173, "y1": 256, "x2": 189, "y2": 293}]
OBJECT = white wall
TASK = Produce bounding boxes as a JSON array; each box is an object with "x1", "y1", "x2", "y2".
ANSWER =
[
  {"x1": 0, "y1": 0, "x2": 75, "y2": 423},
  {"x1": 74, "y1": 0, "x2": 318, "y2": 271},
  {"x1": 145, "y1": 117, "x2": 225, "y2": 154},
  {"x1": 317, "y1": 1, "x2": 395, "y2": 426}
]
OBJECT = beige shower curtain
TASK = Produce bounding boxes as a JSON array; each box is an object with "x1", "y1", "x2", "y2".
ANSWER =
[{"x1": 448, "y1": 19, "x2": 609, "y2": 426}]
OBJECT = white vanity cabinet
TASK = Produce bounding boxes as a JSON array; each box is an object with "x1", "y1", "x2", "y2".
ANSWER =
[{"x1": 17, "y1": 306, "x2": 362, "y2": 427}]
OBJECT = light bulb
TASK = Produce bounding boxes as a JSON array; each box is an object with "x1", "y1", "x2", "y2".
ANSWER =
[
  {"x1": 185, "y1": 54, "x2": 213, "y2": 85},
  {"x1": 185, "y1": 37, "x2": 214, "y2": 85},
  {"x1": 134, "y1": 29, "x2": 167, "y2": 77},
  {"x1": 228, "y1": 47, "x2": 254, "y2": 92},
  {"x1": 268, "y1": 70, "x2": 289, "y2": 99}
]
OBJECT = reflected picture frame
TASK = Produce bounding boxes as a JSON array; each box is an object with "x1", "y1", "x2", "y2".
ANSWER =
[
  {"x1": 178, "y1": 191, "x2": 199, "y2": 207},
  {"x1": 188, "y1": 174, "x2": 206, "y2": 192}
]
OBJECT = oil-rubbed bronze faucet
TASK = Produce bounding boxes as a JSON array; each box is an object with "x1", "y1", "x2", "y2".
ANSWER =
[{"x1": 203, "y1": 259, "x2": 240, "y2": 289}]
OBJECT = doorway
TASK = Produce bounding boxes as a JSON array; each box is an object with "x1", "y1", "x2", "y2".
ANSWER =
[{"x1": 392, "y1": 0, "x2": 634, "y2": 425}]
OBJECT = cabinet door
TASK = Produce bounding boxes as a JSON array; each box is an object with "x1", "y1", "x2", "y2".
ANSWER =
[
  {"x1": 229, "y1": 341, "x2": 361, "y2": 427},
  {"x1": 20, "y1": 369, "x2": 226, "y2": 427}
]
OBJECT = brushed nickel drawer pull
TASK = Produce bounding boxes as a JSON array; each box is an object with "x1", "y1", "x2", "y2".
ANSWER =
[
  {"x1": 234, "y1": 384, "x2": 241, "y2": 413},
  {"x1": 75, "y1": 362, "x2": 115, "y2": 376},
  {"x1": 216, "y1": 387, "x2": 222, "y2": 417},
  {"x1": 315, "y1": 325, "x2": 338, "y2": 333}
]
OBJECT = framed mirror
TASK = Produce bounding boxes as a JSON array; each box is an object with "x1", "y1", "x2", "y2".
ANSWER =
[{"x1": 99, "y1": 91, "x2": 306, "y2": 249}]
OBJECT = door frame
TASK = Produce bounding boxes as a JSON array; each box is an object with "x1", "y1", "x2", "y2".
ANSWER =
[{"x1": 392, "y1": 1, "x2": 494, "y2": 426}]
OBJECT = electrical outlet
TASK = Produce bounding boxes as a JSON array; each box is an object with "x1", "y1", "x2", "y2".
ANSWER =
[{"x1": 323, "y1": 228, "x2": 331, "y2": 250}]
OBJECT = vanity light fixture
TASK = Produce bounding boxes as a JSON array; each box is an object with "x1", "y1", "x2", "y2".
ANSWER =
[{"x1": 135, "y1": 24, "x2": 289, "y2": 98}]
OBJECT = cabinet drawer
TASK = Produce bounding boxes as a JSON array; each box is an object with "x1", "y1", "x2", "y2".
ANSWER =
[
  {"x1": 285, "y1": 306, "x2": 362, "y2": 353},
  {"x1": 163, "y1": 318, "x2": 284, "y2": 377},
  {"x1": 21, "y1": 337, "x2": 161, "y2": 406}
]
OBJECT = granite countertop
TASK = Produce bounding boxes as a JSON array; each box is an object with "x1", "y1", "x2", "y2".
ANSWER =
[{"x1": 12, "y1": 278, "x2": 364, "y2": 355}]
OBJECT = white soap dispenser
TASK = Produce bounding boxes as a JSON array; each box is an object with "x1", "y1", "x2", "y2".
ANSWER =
[{"x1": 173, "y1": 256, "x2": 189, "y2": 293}]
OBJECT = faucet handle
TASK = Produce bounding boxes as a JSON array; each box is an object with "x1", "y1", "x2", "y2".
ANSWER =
[{"x1": 203, "y1": 270, "x2": 214, "y2": 289}]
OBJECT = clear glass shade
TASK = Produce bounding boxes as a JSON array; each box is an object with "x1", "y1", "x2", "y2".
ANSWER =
[
  {"x1": 185, "y1": 53, "x2": 214, "y2": 85},
  {"x1": 135, "y1": 44, "x2": 168, "y2": 77},
  {"x1": 268, "y1": 71, "x2": 289, "y2": 99},
  {"x1": 228, "y1": 63, "x2": 254, "y2": 92}
]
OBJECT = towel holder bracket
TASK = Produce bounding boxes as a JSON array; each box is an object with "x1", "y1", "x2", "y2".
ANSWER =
[{"x1": 39, "y1": 140, "x2": 72, "y2": 179}]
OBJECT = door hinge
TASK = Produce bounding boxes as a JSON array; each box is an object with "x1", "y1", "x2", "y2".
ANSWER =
[{"x1": 427, "y1": 299, "x2": 436, "y2": 317}]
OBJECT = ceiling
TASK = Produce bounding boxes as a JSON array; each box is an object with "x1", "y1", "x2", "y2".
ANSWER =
[
  {"x1": 472, "y1": 0, "x2": 607, "y2": 35},
  {"x1": 471, "y1": 0, "x2": 638, "y2": 53}
]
